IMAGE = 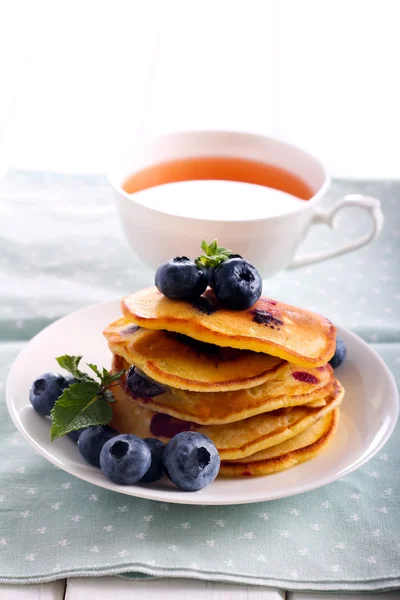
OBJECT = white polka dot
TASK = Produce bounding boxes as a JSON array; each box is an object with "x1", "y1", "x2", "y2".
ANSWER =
[{"x1": 385, "y1": 308, "x2": 393, "y2": 313}]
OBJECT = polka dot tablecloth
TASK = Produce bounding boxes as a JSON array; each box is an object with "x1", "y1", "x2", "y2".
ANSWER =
[{"x1": 0, "y1": 171, "x2": 399, "y2": 591}]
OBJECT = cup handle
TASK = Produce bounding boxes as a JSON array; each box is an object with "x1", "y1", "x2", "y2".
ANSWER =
[{"x1": 288, "y1": 194, "x2": 384, "y2": 269}]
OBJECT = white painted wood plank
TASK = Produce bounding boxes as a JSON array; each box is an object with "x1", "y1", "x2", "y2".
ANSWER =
[
  {"x1": 289, "y1": 592, "x2": 400, "y2": 599},
  {"x1": 0, "y1": 580, "x2": 66, "y2": 600},
  {"x1": 66, "y1": 577, "x2": 285, "y2": 599}
]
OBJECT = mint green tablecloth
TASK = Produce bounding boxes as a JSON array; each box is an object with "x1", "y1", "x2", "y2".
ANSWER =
[{"x1": 0, "y1": 170, "x2": 399, "y2": 591}]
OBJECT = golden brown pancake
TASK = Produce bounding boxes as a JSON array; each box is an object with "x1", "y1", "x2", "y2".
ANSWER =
[
  {"x1": 112, "y1": 355, "x2": 333, "y2": 424},
  {"x1": 121, "y1": 287, "x2": 336, "y2": 367},
  {"x1": 104, "y1": 319, "x2": 284, "y2": 392},
  {"x1": 306, "y1": 397, "x2": 327, "y2": 408},
  {"x1": 219, "y1": 408, "x2": 339, "y2": 476},
  {"x1": 109, "y1": 377, "x2": 343, "y2": 460}
]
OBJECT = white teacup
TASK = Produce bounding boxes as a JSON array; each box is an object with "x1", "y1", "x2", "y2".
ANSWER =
[{"x1": 108, "y1": 130, "x2": 383, "y2": 278}]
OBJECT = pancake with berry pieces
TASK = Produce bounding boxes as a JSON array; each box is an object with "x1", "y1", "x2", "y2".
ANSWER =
[
  {"x1": 104, "y1": 318, "x2": 285, "y2": 392},
  {"x1": 111, "y1": 355, "x2": 333, "y2": 424},
  {"x1": 109, "y1": 366, "x2": 344, "y2": 460},
  {"x1": 219, "y1": 408, "x2": 339, "y2": 477},
  {"x1": 120, "y1": 287, "x2": 336, "y2": 368}
]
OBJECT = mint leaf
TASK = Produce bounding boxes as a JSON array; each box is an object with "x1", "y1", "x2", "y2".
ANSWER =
[
  {"x1": 196, "y1": 239, "x2": 232, "y2": 269},
  {"x1": 101, "y1": 369, "x2": 125, "y2": 387},
  {"x1": 50, "y1": 381, "x2": 112, "y2": 440},
  {"x1": 201, "y1": 239, "x2": 209, "y2": 254},
  {"x1": 87, "y1": 363, "x2": 125, "y2": 388},
  {"x1": 87, "y1": 363, "x2": 103, "y2": 380},
  {"x1": 52, "y1": 357, "x2": 126, "y2": 440},
  {"x1": 56, "y1": 355, "x2": 94, "y2": 383},
  {"x1": 209, "y1": 239, "x2": 218, "y2": 255}
]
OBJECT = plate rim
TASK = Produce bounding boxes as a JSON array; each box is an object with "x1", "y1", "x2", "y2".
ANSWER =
[{"x1": 6, "y1": 299, "x2": 399, "y2": 505}]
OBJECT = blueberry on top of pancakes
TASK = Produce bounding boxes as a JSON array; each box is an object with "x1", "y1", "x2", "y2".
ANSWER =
[
  {"x1": 155, "y1": 241, "x2": 262, "y2": 311},
  {"x1": 155, "y1": 257, "x2": 208, "y2": 301},
  {"x1": 212, "y1": 257, "x2": 262, "y2": 310}
]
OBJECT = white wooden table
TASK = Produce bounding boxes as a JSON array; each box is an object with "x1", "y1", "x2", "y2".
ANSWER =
[{"x1": 1, "y1": 580, "x2": 399, "y2": 599}]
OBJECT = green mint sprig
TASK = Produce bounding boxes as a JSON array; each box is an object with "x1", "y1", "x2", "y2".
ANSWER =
[
  {"x1": 50, "y1": 355, "x2": 124, "y2": 441},
  {"x1": 195, "y1": 239, "x2": 232, "y2": 269}
]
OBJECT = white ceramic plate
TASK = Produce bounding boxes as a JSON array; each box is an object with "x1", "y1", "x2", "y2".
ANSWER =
[{"x1": 6, "y1": 300, "x2": 399, "y2": 505}]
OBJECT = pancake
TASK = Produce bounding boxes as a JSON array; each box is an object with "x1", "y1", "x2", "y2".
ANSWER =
[
  {"x1": 109, "y1": 377, "x2": 344, "y2": 460},
  {"x1": 219, "y1": 408, "x2": 339, "y2": 476},
  {"x1": 306, "y1": 397, "x2": 327, "y2": 408},
  {"x1": 121, "y1": 287, "x2": 336, "y2": 367},
  {"x1": 104, "y1": 318, "x2": 284, "y2": 392},
  {"x1": 112, "y1": 355, "x2": 333, "y2": 424}
]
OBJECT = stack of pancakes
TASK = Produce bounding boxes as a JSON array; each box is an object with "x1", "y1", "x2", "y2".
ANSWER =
[{"x1": 103, "y1": 287, "x2": 343, "y2": 477}]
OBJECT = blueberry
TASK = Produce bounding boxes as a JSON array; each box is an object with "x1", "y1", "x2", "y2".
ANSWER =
[
  {"x1": 155, "y1": 257, "x2": 208, "y2": 300},
  {"x1": 78, "y1": 425, "x2": 118, "y2": 467},
  {"x1": 67, "y1": 428, "x2": 86, "y2": 442},
  {"x1": 163, "y1": 432, "x2": 220, "y2": 491},
  {"x1": 140, "y1": 438, "x2": 165, "y2": 483},
  {"x1": 126, "y1": 366, "x2": 166, "y2": 397},
  {"x1": 329, "y1": 338, "x2": 347, "y2": 369},
  {"x1": 212, "y1": 257, "x2": 262, "y2": 310},
  {"x1": 29, "y1": 372, "x2": 69, "y2": 416},
  {"x1": 100, "y1": 434, "x2": 151, "y2": 485},
  {"x1": 207, "y1": 267, "x2": 215, "y2": 288}
]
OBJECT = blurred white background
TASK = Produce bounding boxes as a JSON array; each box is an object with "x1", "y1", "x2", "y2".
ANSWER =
[{"x1": 0, "y1": 0, "x2": 399, "y2": 178}]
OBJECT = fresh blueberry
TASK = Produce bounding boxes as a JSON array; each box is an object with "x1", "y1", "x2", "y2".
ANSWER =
[
  {"x1": 140, "y1": 438, "x2": 165, "y2": 483},
  {"x1": 207, "y1": 267, "x2": 215, "y2": 288},
  {"x1": 78, "y1": 425, "x2": 118, "y2": 467},
  {"x1": 155, "y1": 257, "x2": 208, "y2": 300},
  {"x1": 29, "y1": 372, "x2": 69, "y2": 416},
  {"x1": 212, "y1": 257, "x2": 262, "y2": 310},
  {"x1": 329, "y1": 338, "x2": 347, "y2": 369},
  {"x1": 126, "y1": 366, "x2": 166, "y2": 397},
  {"x1": 64, "y1": 374, "x2": 77, "y2": 386},
  {"x1": 67, "y1": 428, "x2": 86, "y2": 442},
  {"x1": 163, "y1": 431, "x2": 220, "y2": 491},
  {"x1": 100, "y1": 434, "x2": 151, "y2": 485}
]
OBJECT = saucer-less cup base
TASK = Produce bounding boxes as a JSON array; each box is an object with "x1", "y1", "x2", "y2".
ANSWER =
[{"x1": 108, "y1": 131, "x2": 384, "y2": 278}]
